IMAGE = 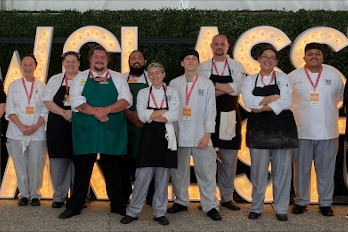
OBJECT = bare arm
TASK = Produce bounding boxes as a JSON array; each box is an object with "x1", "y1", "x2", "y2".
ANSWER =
[
  {"x1": 76, "y1": 103, "x2": 95, "y2": 115},
  {"x1": 0, "y1": 103, "x2": 5, "y2": 118},
  {"x1": 94, "y1": 99, "x2": 130, "y2": 120}
]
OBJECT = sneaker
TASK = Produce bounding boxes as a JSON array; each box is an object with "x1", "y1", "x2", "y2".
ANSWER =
[
  {"x1": 31, "y1": 198, "x2": 41, "y2": 206},
  {"x1": 319, "y1": 206, "x2": 334, "y2": 216},
  {"x1": 120, "y1": 215, "x2": 138, "y2": 224},
  {"x1": 207, "y1": 208, "x2": 222, "y2": 221},
  {"x1": 18, "y1": 198, "x2": 28, "y2": 206},
  {"x1": 154, "y1": 216, "x2": 169, "y2": 225}
]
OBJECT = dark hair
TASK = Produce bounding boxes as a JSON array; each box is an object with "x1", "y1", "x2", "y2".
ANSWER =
[
  {"x1": 129, "y1": 50, "x2": 145, "y2": 61},
  {"x1": 61, "y1": 51, "x2": 80, "y2": 61},
  {"x1": 22, "y1": 54, "x2": 38, "y2": 66},
  {"x1": 88, "y1": 45, "x2": 110, "y2": 61},
  {"x1": 259, "y1": 45, "x2": 279, "y2": 60},
  {"x1": 180, "y1": 48, "x2": 200, "y2": 61}
]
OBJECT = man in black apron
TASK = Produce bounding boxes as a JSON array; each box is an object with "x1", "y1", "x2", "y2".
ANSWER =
[
  {"x1": 199, "y1": 34, "x2": 245, "y2": 210},
  {"x1": 121, "y1": 50, "x2": 155, "y2": 205}
]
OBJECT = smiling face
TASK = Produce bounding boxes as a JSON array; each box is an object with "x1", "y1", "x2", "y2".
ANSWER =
[
  {"x1": 90, "y1": 49, "x2": 108, "y2": 73},
  {"x1": 211, "y1": 35, "x2": 229, "y2": 59},
  {"x1": 129, "y1": 51, "x2": 146, "y2": 76},
  {"x1": 181, "y1": 55, "x2": 200, "y2": 72},
  {"x1": 21, "y1": 56, "x2": 37, "y2": 78},
  {"x1": 148, "y1": 66, "x2": 165, "y2": 88},
  {"x1": 258, "y1": 49, "x2": 278, "y2": 75},
  {"x1": 63, "y1": 54, "x2": 80, "y2": 76},
  {"x1": 304, "y1": 49, "x2": 323, "y2": 70}
]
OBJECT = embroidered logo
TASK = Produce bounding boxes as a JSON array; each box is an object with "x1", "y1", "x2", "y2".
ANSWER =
[
  {"x1": 167, "y1": 95, "x2": 171, "y2": 100},
  {"x1": 325, "y1": 79, "x2": 331, "y2": 85},
  {"x1": 198, "y1": 89, "x2": 204, "y2": 96}
]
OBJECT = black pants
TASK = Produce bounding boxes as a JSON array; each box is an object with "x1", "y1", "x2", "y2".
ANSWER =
[{"x1": 66, "y1": 153, "x2": 124, "y2": 211}]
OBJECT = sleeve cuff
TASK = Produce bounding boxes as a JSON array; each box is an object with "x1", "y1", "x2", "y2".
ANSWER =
[
  {"x1": 253, "y1": 97, "x2": 264, "y2": 109},
  {"x1": 204, "y1": 122, "x2": 215, "y2": 133},
  {"x1": 144, "y1": 109, "x2": 154, "y2": 122},
  {"x1": 268, "y1": 102, "x2": 282, "y2": 115}
]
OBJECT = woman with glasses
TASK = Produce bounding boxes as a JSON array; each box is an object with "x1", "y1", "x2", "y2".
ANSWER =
[
  {"x1": 43, "y1": 51, "x2": 80, "y2": 208},
  {"x1": 241, "y1": 45, "x2": 298, "y2": 221},
  {"x1": 5, "y1": 54, "x2": 48, "y2": 207}
]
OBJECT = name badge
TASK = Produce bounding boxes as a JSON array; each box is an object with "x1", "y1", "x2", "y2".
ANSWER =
[
  {"x1": 310, "y1": 92, "x2": 319, "y2": 105},
  {"x1": 129, "y1": 79, "x2": 137, "y2": 83},
  {"x1": 80, "y1": 80, "x2": 85, "y2": 85},
  {"x1": 64, "y1": 95, "x2": 71, "y2": 106},
  {"x1": 26, "y1": 106, "x2": 35, "y2": 117},
  {"x1": 183, "y1": 108, "x2": 191, "y2": 120},
  {"x1": 100, "y1": 81, "x2": 109, "y2": 85}
]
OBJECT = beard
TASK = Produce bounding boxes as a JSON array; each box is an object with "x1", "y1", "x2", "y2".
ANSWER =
[
  {"x1": 130, "y1": 64, "x2": 146, "y2": 76},
  {"x1": 214, "y1": 49, "x2": 225, "y2": 56}
]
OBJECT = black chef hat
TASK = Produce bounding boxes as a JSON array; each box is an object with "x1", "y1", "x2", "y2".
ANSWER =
[
  {"x1": 180, "y1": 48, "x2": 200, "y2": 61},
  {"x1": 305, "y1": 42, "x2": 323, "y2": 53}
]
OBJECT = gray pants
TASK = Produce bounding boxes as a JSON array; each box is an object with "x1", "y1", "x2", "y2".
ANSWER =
[
  {"x1": 218, "y1": 149, "x2": 238, "y2": 203},
  {"x1": 7, "y1": 139, "x2": 46, "y2": 199},
  {"x1": 49, "y1": 158, "x2": 74, "y2": 202},
  {"x1": 126, "y1": 167, "x2": 170, "y2": 218},
  {"x1": 171, "y1": 146, "x2": 219, "y2": 213},
  {"x1": 249, "y1": 148, "x2": 292, "y2": 214},
  {"x1": 293, "y1": 138, "x2": 338, "y2": 207}
]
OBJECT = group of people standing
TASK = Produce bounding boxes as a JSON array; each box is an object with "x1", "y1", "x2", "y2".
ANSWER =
[{"x1": 1, "y1": 33, "x2": 345, "y2": 225}]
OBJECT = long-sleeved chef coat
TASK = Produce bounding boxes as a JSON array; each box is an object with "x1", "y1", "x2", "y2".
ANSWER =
[
  {"x1": 43, "y1": 72, "x2": 79, "y2": 102},
  {"x1": 289, "y1": 65, "x2": 344, "y2": 140},
  {"x1": 169, "y1": 74, "x2": 216, "y2": 147}
]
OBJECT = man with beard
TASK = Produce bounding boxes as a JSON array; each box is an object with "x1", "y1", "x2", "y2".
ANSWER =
[
  {"x1": 289, "y1": 43, "x2": 344, "y2": 217},
  {"x1": 121, "y1": 50, "x2": 155, "y2": 205},
  {"x1": 59, "y1": 45, "x2": 132, "y2": 219},
  {"x1": 199, "y1": 34, "x2": 245, "y2": 211}
]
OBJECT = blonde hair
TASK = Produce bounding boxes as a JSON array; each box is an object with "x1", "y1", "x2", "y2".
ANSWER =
[{"x1": 147, "y1": 62, "x2": 165, "y2": 73}]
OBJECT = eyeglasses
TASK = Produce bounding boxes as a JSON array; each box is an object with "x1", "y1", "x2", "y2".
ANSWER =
[
  {"x1": 259, "y1": 55, "x2": 277, "y2": 61},
  {"x1": 61, "y1": 51, "x2": 80, "y2": 60}
]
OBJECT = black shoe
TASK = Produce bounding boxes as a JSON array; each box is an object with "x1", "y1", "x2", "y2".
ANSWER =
[
  {"x1": 154, "y1": 216, "x2": 169, "y2": 225},
  {"x1": 291, "y1": 204, "x2": 307, "y2": 214},
  {"x1": 59, "y1": 209, "x2": 81, "y2": 219},
  {"x1": 18, "y1": 198, "x2": 28, "y2": 206},
  {"x1": 145, "y1": 199, "x2": 152, "y2": 206},
  {"x1": 207, "y1": 208, "x2": 222, "y2": 221},
  {"x1": 120, "y1": 215, "x2": 138, "y2": 224},
  {"x1": 248, "y1": 212, "x2": 261, "y2": 220},
  {"x1": 167, "y1": 203, "x2": 188, "y2": 214},
  {"x1": 52, "y1": 201, "x2": 64, "y2": 208},
  {"x1": 319, "y1": 206, "x2": 334, "y2": 216},
  {"x1": 111, "y1": 207, "x2": 126, "y2": 216},
  {"x1": 221, "y1": 201, "x2": 240, "y2": 211},
  {"x1": 31, "y1": 198, "x2": 40, "y2": 206},
  {"x1": 276, "y1": 214, "x2": 288, "y2": 221}
]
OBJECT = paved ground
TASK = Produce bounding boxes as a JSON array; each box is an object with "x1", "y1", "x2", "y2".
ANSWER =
[{"x1": 1, "y1": 200, "x2": 348, "y2": 231}]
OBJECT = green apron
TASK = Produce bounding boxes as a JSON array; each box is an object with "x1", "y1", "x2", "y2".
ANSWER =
[
  {"x1": 72, "y1": 74, "x2": 127, "y2": 155},
  {"x1": 126, "y1": 74, "x2": 149, "y2": 158}
]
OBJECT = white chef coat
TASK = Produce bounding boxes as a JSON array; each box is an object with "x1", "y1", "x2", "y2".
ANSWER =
[
  {"x1": 70, "y1": 69, "x2": 133, "y2": 111},
  {"x1": 289, "y1": 65, "x2": 344, "y2": 140},
  {"x1": 137, "y1": 85, "x2": 180, "y2": 124},
  {"x1": 241, "y1": 71, "x2": 292, "y2": 115},
  {"x1": 122, "y1": 71, "x2": 151, "y2": 86},
  {"x1": 169, "y1": 74, "x2": 216, "y2": 147},
  {"x1": 198, "y1": 55, "x2": 245, "y2": 95},
  {"x1": 5, "y1": 78, "x2": 48, "y2": 141},
  {"x1": 42, "y1": 72, "x2": 79, "y2": 102}
]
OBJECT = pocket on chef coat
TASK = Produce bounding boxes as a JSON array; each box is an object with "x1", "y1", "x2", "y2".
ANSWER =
[{"x1": 219, "y1": 110, "x2": 236, "y2": 141}]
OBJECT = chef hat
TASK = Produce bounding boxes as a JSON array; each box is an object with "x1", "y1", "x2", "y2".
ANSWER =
[
  {"x1": 305, "y1": 42, "x2": 323, "y2": 53},
  {"x1": 180, "y1": 48, "x2": 200, "y2": 61}
]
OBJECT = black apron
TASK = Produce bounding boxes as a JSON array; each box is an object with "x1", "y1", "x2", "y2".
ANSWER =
[
  {"x1": 46, "y1": 75, "x2": 74, "y2": 158},
  {"x1": 137, "y1": 86, "x2": 177, "y2": 168},
  {"x1": 209, "y1": 61, "x2": 242, "y2": 149},
  {"x1": 246, "y1": 73, "x2": 298, "y2": 149}
]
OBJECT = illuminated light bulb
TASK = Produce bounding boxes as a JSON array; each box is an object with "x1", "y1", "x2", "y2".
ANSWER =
[
  {"x1": 101, "y1": 189, "x2": 105, "y2": 193},
  {"x1": 251, "y1": 35, "x2": 256, "y2": 39},
  {"x1": 270, "y1": 34, "x2": 274, "y2": 37},
  {"x1": 72, "y1": 42, "x2": 76, "y2": 46},
  {"x1": 40, "y1": 50, "x2": 44, "y2": 54},
  {"x1": 128, "y1": 32, "x2": 132, "y2": 36},
  {"x1": 109, "y1": 43, "x2": 113, "y2": 47},
  {"x1": 188, "y1": 189, "x2": 193, "y2": 194},
  {"x1": 43, "y1": 32, "x2": 47, "y2": 37},
  {"x1": 241, "y1": 57, "x2": 245, "y2": 61},
  {"x1": 14, "y1": 71, "x2": 17, "y2": 74},
  {"x1": 93, "y1": 174, "x2": 97, "y2": 177},
  {"x1": 9, "y1": 180, "x2": 13, "y2": 184},
  {"x1": 43, "y1": 180, "x2": 46, "y2": 184},
  {"x1": 39, "y1": 59, "x2": 43, "y2": 63},
  {"x1": 277, "y1": 39, "x2": 281, "y2": 43},
  {"x1": 315, "y1": 193, "x2": 319, "y2": 197},
  {"x1": 41, "y1": 41, "x2": 45, "y2": 46},
  {"x1": 128, "y1": 41, "x2": 132, "y2": 46},
  {"x1": 204, "y1": 41, "x2": 208, "y2": 46},
  {"x1": 45, "y1": 188, "x2": 49, "y2": 192},
  {"x1": 336, "y1": 40, "x2": 340, "y2": 44},
  {"x1": 329, "y1": 34, "x2": 333, "y2": 39},
  {"x1": 254, "y1": 67, "x2": 258, "y2": 71},
  {"x1": 11, "y1": 171, "x2": 15, "y2": 175},
  {"x1": 103, "y1": 36, "x2": 107, "y2": 40},
  {"x1": 320, "y1": 33, "x2": 324, "y2": 37},
  {"x1": 38, "y1": 68, "x2": 42, "y2": 71},
  {"x1": 202, "y1": 50, "x2": 206, "y2": 54},
  {"x1": 299, "y1": 48, "x2": 303, "y2": 52},
  {"x1": 244, "y1": 188, "x2": 248, "y2": 192},
  {"x1": 238, "y1": 180, "x2": 244, "y2": 185},
  {"x1": 97, "y1": 181, "x2": 101, "y2": 185},
  {"x1": 240, "y1": 49, "x2": 244, "y2": 53},
  {"x1": 128, "y1": 50, "x2": 131, "y2": 54},
  {"x1": 95, "y1": 32, "x2": 99, "y2": 36},
  {"x1": 298, "y1": 57, "x2": 302, "y2": 61},
  {"x1": 247, "y1": 63, "x2": 251, "y2": 67},
  {"x1": 206, "y1": 31, "x2": 211, "y2": 36},
  {"x1": 244, "y1": 152, "x2": 248, "y2": 156},
  {"x1": 6, "y1": 188, "x2": 10, "y2": 192},
  {"x1": 86, "y1": 32, "x2": 90, "y2": 36},
  {"x1": 311, "y1": 35, "x2": 315, "y2": 39},
  {"x1": 303, "y1": 40, "x2": 307, "y2": 44},
  {"x1": 244, "y1": 41, "x2": 249, "y2": 45},
  {"x1": 269, "y1": 190, "x2": 273, "y2": 193},
  {"x1": 339, "y1": 124, "x2": 343, "y2": 127},
  {"x1": 261, "y1": 33, "x2": 265, "y2": 37}
]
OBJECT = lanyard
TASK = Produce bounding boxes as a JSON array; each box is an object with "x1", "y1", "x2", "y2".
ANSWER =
[
  {"x1": 212, "y1": 59, "x2": 228, "y2": 76},
  {"x1": 186, "y1": 74, "x2": 198, "y2": 106},
  {"x1": 304, "y1": 66, "x2": 323, "y2": 92},
  {"x1": 89, "y1": 69, "x2": 109, "y2": 81},
  {"x1": 260, "y1": 71, "x2": 275, "y2": 86},
  {"x1": 22, "y1": 77, "x2": 35, "y2": 105},
  {"x1": 150, "y1": 85, "x2": 167, "y2": 109}
]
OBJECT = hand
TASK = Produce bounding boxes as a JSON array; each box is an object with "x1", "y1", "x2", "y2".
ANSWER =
[
  {"x1": 128, "y1": 111, "x2": 140, "y2": 124},
  {"x1": 197, "y1": 133, "x2": 210, "y2": 149},
  {"x1": 19, "y1": 124, "x2": 30, "y2": 135},
  {"x1": 134, "y1": 120, "x2": 144, "y2": 128},
  {"x1": 94, "y1": 107, "x2": 110, "y2": 120},
  {"x1": 62, "y1": 110, "x2": 72, "y2": 122},
  {"x1": 99, "y1": 115, "x2": 109, "y2": 122},
  {"x1": 23, "y1": 124, "x2": 39, "y2": 135}
]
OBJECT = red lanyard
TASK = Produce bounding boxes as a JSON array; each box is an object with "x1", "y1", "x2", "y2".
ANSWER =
[
  {"x1": 150, "y1": 86, "x2": 167, "y2": 109},
  {"x1": 304, "y1": 66, "x2": 322, "y2": 92},
  {"x1": 89, "y1": 69, "x2": 109, "y2": 81},
  {"x1": 64, "y1": 74, "x2": 69, "y2": 94},
  {"x1": 22, "y1": 77, "x2": 35, "y2": 105},
  {"x1": 260, "y1": 71, "x2": 275, "y2": 86},
  {"x1": 186, "y1": 74, "x2": 198, "y2": 106},
  {"x1": 212, "y1": 60, "x2": 228, "y2": 76}
]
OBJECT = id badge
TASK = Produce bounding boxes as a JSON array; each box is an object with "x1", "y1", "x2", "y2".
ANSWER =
[
  {"x1": 100, "y1": 81, "x2": 109, "y2": 85},
  {"x1": 183, "y1": 108, "x2": 191, "y2": 120},
  {"x1": 64, "y1": 95, "x2": 71, "y2": 106},
  {"x1": 26, "y1": 106, "x2": 35, "y2": 117},
  {"x1": 309, "y1": 92, "x2": 319, "y2": 105},
  {"x1": 129, "y1": 79, "x2": 137, "y2": 83}
]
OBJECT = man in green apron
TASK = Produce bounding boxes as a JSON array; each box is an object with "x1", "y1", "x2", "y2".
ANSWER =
[
  {"x1": 59, "y1": 45, "x2": 133, "y2": 219},
  {"x1": 120, "y1": 50, "x2": 155, "y2": 205}
]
